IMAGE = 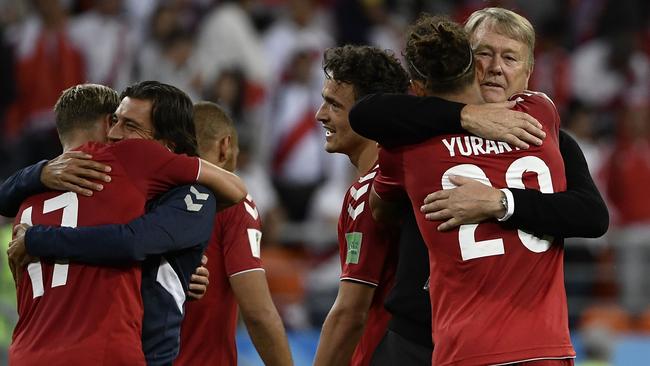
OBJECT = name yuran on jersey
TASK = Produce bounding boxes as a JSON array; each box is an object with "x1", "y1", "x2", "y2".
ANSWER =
[{"x1": 442, "y1": 136, "x2": 522, "y2": 158}]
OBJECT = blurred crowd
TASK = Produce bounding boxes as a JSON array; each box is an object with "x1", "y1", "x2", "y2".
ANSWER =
[{"x1": 0, "y1": 0, "x2": 649, "y2": 362}]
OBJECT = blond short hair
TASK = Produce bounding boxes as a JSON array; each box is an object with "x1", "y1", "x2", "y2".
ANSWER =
[
  {"x1": 54, "y1": 83, "x2": 119, "y2": 135},
  {"x1": 464, "y1": 7, "x2": 535, "y2": 70}
]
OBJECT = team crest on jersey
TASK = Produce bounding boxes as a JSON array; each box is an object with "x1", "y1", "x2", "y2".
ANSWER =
[{"x1": 345, "y1": 232, "x2": 363, "y2": 264}]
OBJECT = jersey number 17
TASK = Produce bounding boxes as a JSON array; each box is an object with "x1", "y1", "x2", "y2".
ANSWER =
[{"x1": 19, "y1": 192, "x2": 77, "y2": 298}]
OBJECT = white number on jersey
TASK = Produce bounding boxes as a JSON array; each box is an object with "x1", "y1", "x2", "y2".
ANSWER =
[
  {"x1": 20, "y1": 192, "x2": 78, "y2": 298},
  {"x1": 441, "y1": 156, "x2": 555, "y2": 261}
]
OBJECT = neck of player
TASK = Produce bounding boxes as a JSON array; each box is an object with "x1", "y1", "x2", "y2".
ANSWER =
[
  {"x1": 350, "y1": 141, "x2": 378, "y2": 175},
  {"x1": 429, "y1": 80, "x2": 484, "y2": 105}
]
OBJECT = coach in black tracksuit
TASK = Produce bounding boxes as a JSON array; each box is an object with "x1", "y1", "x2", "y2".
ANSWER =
[{"x1": 348, "y1": 93, "x2": 609, "y2": 365}]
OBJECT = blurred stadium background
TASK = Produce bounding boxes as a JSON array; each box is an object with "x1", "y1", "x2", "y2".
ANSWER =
[{"x1": 0, "y1": 0, "x2": 649, "y2": 365}]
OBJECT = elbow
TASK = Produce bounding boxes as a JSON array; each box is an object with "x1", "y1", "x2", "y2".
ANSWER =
[
  {"x1": 242, "y1": 307, "x2": 282, "y2": 331},
  {"x1": 591, "y1": 204, "x2": 610, "y2": 238},
  {"x1": 127, "y1": 245, "x2": 146, "y2": 262},
  {"x1": 236, "y1": 179, "x2": 248, "y2": 203},
  {"x1": 229, "y1": 176, "x2": 248, "y2": 204},
  {"x1": 574, "y1": 203, "x2": 609, "y2": 238},
  {"x1": 328, "y1": 306, "x2": 368, "y2": 332}
]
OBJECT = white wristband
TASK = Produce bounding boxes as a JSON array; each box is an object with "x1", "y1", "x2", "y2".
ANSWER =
[{"x1": 497, "y1": 188, "x2": 515, "y2": 222}]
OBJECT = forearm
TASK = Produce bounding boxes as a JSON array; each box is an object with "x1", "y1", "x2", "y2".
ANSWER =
[
  {"x1": 197, "y1": 160, "x2": 247, "y2": 208},
  {"x1": 314, "y1": 307, "x2": 367, "y2": 366},
  {"x1": 506, "y1": 189, "x2": 608, "y2": 238},
  {"x1": 505, "y1": 131, "x2": 608, "y2": 238},
  {"x1": 25, "y1": 225, "x2": 143, "y2": 264},
  {"x1": 0, "y1": 161, "x2": 47, "y2": 217},
  {"x1": 242, "y1": 309, "x2": 293, "y2": 366},
  {"x1": 25, "y1": 186, "x2": 216, "y2": 264},
  {"x1": 231, "y1": 271, "x2": 293, "y2": 365},
  {"x1": 350, "y1": 93, "x2": 464, "y2": 147}
]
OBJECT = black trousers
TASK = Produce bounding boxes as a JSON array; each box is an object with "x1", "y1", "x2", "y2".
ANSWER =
[{"x1": 370, "y1": 329, "x2": 433, "y2": 366}]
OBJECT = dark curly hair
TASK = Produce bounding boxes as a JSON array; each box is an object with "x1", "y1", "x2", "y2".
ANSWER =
[
  {"x1": 404, "y1": 14, "x2": 475, "y2": 94},
  {"x1": 322, "y1": 45, "x2": 409, "y2": 101},
  {"x1": 120, "y1": 81, "x2": 198, "y2": 156}
]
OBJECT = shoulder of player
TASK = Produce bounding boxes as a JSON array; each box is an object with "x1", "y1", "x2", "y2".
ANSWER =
[
  {"x1": 509, "y1": 90, "x2": 559, "y2": 121},
  {"x1": 107, "y1": 139, "x2": 172, "y2": 156},
  {"x1": 218, "y1": 194, "x2": 261, "y2": 223},
  {"x1": 510, "y1": 90, "x2": 557, "y2": 108}
]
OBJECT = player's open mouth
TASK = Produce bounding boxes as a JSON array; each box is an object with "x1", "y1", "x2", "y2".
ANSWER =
[{"x1": 323, "y1": 126, "x2": 335, "y2": 137}]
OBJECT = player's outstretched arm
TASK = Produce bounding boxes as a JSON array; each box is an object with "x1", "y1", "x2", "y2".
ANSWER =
[
  {"x1": 230, "y1": 270, "x2": 293, "y2": 366},
  {"x1": 197, "y1": 159, "x2": 247, "y2": 209},
  {"x1": 421, "y1": 130, "x2": 609, "y2": 238},
  {"x1": 313, "y1": 281, "x2": 375, "y2": 366},
  {"x1": 24, "y1": 185, "x2": 217, "y2": 264},
  {"x1": 349, "y1": 93, "x2": 544, "y2": 149}
]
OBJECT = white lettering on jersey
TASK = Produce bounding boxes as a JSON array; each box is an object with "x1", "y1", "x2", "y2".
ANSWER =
[
  {"x1": 442, "y1": 136, "x2": 518, "y2": 158},
  {"x1": 21, "y1": 192, "x2": 78, "y2": 297}
]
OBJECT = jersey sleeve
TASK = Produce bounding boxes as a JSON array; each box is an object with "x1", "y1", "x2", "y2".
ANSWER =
[
  {"x1": 25, "y1": 185, "x2": 216, "y2": 264},
  {"x1": 373, "y1": 147, "x2": 406, "y2": 201},
  {"x1": 338, "y1": 192, "x2": 393, "y2": 287},
  {"x1": 504, "y1": 130, "x2": 609, "y2": 238},
  {"x1": 0, "y1": 160, "x2": 48, "y2": 217},
  {"x1": 109, "y1": 139, "x2": 200, "y2": 200},
  {"x1": 221, "y1": 195, "x2": 264, "y2": 277},
  {"x1": 509, "y1": 91, "x2": 561, "y2": 139},
  {"x1": 349, "y1": 93, "x2": 465, "y2": 147}
]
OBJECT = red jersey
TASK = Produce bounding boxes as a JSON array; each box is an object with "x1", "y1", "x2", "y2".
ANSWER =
[
  {"x1": 374, "y1": 92, "x2": 574, "y2": 366},
  {"x1": 10, "y1": 139, "x2": 199, "y2": 366},
  {"x1": 176, "y1": 194, "x2": 263, "y2": 366},
  {"x1": 338, "y1": 165, "x2": 399, "y2": 366}
]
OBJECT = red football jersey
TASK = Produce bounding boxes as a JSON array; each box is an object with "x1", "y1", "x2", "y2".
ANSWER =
[
  {"x1": 338, "y1": 165, "x2": 399, "y2": 366},
  {"x1": 176, "y1": 194, "x2": 263, "y2": 366},
  {"x1": 10, "y1": 139, "x2": 199, "y2": 366},
  {"x1": 374, "y1": 92, "x2": 574, "y2": 366}
]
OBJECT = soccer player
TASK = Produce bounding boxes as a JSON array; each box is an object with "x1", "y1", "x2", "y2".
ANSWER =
[
  {"x1": 370, "y1": 16, "x2": 575, "y2": 366},
  {"x1": 349, "y1": 8, "x2": 608, "y2": 365},
  {"x1": 176, "y1": 102, "x2": 292, "y2": 365},
  {"x1": 3, "y1": 83, "x2": 246, "y2": 365},
  {"x1": 312, "y1": 43, "x2": 558, "y2": 366},
  {"x1": 2, "y1": 82, "x2": 247, "y2": 365},
  {"x1": 312, "y1": 45, "x2": 408, "y2": 366}
]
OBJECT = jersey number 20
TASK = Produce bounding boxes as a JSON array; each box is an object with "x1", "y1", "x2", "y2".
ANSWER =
[
  {"x1": 442, "y1": 156, "x2": 555, "y2": 261},
  {"x1": 20, "y1": 192, "x2": 77, "y2": 298}
]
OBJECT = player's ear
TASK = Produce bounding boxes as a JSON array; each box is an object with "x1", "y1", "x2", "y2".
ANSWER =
[
  {"x1": 101, "y1": 114, "x2": 112, "y2": 135},
  {"x1": 217, "y1": 134, "x2": 232, "y2": 167}
]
